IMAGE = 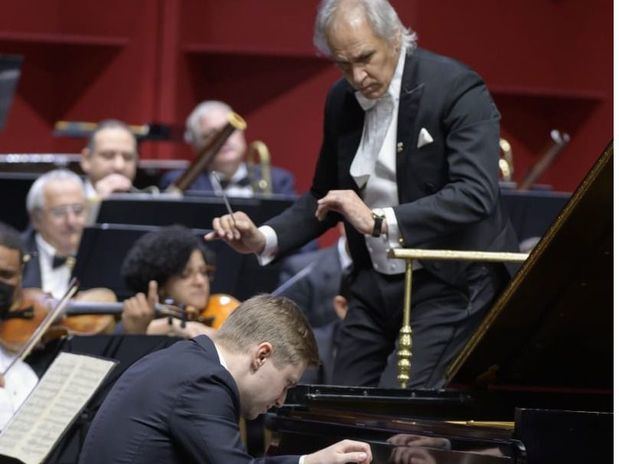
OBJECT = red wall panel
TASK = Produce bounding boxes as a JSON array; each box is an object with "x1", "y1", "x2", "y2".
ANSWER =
[{"x1": 0, "y1": 0, "x2": 611, "y2": 197}]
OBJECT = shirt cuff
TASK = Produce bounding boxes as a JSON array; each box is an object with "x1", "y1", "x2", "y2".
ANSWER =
[
  {"x1": 299, "y1": 456, "x2": 305, "y2": 464},
  {"x1": 256, "y1": 225, "x2": 278, "y2": 265}
]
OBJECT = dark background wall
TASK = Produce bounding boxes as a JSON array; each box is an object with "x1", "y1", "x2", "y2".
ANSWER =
[{"x1": 0, "y1": 0, "x2": 612, "y2": 194}]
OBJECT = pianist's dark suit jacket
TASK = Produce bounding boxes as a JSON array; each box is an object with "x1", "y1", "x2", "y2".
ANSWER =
[{"x1": 79, "y1": 335, "x2": 299, "y2": 464}]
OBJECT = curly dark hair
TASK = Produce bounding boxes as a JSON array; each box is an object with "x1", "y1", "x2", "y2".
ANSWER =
[{"x1": 121, "y1": 225, "x2": 215, "y2": 294}]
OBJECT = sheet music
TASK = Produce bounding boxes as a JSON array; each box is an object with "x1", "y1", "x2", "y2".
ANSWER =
[{"x1": 0, "y1": 352, "x2": 116, "y2": 464}]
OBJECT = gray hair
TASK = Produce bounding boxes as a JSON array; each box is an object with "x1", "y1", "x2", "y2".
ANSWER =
[
  {"x1": 26, "y1": 169, "x2": 84, "y2": 215},
  {"x1": 184, "y1": 100, "x2": 233, "y2": 148},
  {"x1": 86, "y1": 119, "x2": 137, "y2": 153},
  {"x1": 314, "y1": 0, "x2": 417, "y2": 57}
]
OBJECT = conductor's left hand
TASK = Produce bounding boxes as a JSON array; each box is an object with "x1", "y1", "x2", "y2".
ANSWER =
[
  {"x1": 316, "y1": 190, "x2": 375, "y2": 236},
  {"x1": 304, "y1": 439, "x2": 372, "y2": 464}
]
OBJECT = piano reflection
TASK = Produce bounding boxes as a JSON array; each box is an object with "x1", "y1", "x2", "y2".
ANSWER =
[{"x1": 265, "y1": 141, "x2": 613, "y2": 464}]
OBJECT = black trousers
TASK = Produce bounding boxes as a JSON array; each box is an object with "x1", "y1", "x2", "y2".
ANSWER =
[{"x1": 332, "y1": 264, "x2": 507, "y2": 389}]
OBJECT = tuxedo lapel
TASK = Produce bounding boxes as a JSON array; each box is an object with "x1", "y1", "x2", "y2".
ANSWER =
[{"x1": 396, "y1": 50, "x2": 425, "y2": 200}]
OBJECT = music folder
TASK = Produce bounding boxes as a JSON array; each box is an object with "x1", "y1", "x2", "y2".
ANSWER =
[{"x1": 0, "y1": 352, "x2": 117, "y2": 464}]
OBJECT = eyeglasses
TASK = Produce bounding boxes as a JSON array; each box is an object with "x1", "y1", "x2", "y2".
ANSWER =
[
  {"x1": 44, "y1": 203, "x2": 86, "y2": 219},
  {"x1": 180, "y1": 265, "x2": 216, "y2": 282}
]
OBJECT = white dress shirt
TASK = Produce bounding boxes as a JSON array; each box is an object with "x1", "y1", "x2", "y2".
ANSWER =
[
  {"x1": 35, "y1": 234, "x2": 72, "y2": 299},
  {"x1": 352, "y1": 45, "x2": 408, "y2": 275},
  {"x1": 0, "y1": 345, "x2": 38, "y2": 430}
]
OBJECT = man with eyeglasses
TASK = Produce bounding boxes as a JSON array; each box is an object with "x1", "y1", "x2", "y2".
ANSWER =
[
  {"x1": 80, "y1": 119, "x2": 139, "y2": 200},
  {"x1": 21, "y1": 169, "x2": 87, "y2": 298}
]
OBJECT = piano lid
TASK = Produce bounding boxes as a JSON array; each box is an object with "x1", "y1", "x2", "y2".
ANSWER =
[{"x1": 447, "y1": 141, "x2": 613, "y2": 391}]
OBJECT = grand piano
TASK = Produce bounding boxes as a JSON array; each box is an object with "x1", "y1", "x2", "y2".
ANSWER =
[{"x1": 265, "y1": 142, "x2": 613, "y2": 464}]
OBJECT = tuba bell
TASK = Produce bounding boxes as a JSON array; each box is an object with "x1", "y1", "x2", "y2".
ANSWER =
[{"x1": 246, "y1": 140, "x2": 273, "y2": 195}]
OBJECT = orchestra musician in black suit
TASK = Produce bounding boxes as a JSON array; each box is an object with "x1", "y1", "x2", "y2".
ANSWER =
[
  {"x1": 80, "y1": 119, "x2": 139, "y2": 200},
  {"x1": 21, "y1": 169, "x2": 88, "y2": 299},
  {"x1": 208, "y1": 0, "x2": 519, "y2": 389},
  {"x1": 159, "y1": 100, "x2": 296, "y2": 197}
]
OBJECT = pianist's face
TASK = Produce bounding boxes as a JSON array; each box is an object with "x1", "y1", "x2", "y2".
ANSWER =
[
  {"x1": 327, "y1": 10, "x2": 400, "y2": 100},
  {"x1": 81, "y1": 127, "x2": 138, "y2": 185},
  {"x1": 161, "y1": 249, "x2": 212, "y2": 311},
  {"x1": 194, "y1": 107, "x2": 247, "y2": 177},
  {"x1": 33, "y1": 179, "x2": 87, "y2": 256},
  {"x1": 239, "y1": 348, "x2": 305, "y2": 420}
]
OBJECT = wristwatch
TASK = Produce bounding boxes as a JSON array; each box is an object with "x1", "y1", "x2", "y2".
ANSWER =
[{"x1": 371, "y1": 209, "x2": 386, "y2": 237}]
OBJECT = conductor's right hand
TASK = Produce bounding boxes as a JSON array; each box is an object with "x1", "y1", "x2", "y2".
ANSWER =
[{"x1": 204, "y1": 212, "x2": 266, "y2": 254}]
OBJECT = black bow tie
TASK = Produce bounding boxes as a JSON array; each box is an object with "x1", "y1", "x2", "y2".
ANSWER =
[
  {"x1": 218, "y1": 177, "x2": 251, "y2": 189},
  {"x1": 52, "y1": 255, "x2": 74, "y2": 269}
]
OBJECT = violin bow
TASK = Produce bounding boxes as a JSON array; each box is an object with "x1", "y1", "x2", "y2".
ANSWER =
[{"x1": 1, "y1": 280, "x2": 79, "y2": 376}]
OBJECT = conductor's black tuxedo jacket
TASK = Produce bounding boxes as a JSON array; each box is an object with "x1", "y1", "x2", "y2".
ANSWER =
[{"x1": 267, "y1": 48, "x2": 519, "y2": 288}]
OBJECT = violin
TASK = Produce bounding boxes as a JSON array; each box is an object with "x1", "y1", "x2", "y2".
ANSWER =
[
  {"x1": 0, "y1": 288, "x2": 187, "y2": 352},
  {"x1": 198, "y1": 293, "x2": 241, "y2": 329}
]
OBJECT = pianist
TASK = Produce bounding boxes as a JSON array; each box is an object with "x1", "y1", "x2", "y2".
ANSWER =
[{"x1": 79, "y1": 295, "x2": 372, "y2": 464}]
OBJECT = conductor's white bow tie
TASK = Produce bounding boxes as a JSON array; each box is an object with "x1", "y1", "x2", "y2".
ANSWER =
[{"x1": 355, "y1": 91, "x2": 392, "y2": 111}]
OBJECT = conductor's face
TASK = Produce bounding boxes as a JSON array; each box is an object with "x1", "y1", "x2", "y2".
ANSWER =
[{"x1": 327, "y1": 13, "x2": 400, "y2": 100}]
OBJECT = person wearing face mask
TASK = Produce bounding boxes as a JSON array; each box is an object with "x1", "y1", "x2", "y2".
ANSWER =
[
  {"x1": 79, "y1": 294, "x2": 372, "y2": 464},
  {"x1": 119, "y1": 225, "x2": 219, "y2": 338},
  {"x1": 0, "y1": 222, "x2": 38, "y2": 430},
  {"x1": 159, "y1": 100, "x2": 297, "y2": 197},
  {"x1": 21, "y1": 169, "x2": 88, "y2": 299}
]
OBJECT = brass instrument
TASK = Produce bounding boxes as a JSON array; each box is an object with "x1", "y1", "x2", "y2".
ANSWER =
[
  {"x1": 518, "y1": 129, "x2": 570, "y2": 191},
  {"x1": 246, "y1": 140, "x2": 273, "y2": 195},
  {"x1": 388, "y1": 248, "x2": 529, "y2": 388},
  {"x1": 167, "y1": 112, "x2": 247, "y2": 194},
  {"x1": 498, "y1": 138, "x2": 514, "y2": 181}
]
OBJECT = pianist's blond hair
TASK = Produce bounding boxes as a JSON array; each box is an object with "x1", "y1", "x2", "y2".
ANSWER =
[{"x1": 214, "y1": 294, "x2": 319, "y2": 368}]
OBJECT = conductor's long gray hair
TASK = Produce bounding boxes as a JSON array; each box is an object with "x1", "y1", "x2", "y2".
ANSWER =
[{"x1": 313, "y1": 0, "x2": 417, "y2": 57}]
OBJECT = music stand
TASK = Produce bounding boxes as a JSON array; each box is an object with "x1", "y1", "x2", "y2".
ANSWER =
[
  {"x1": 72, "y1": 224, "x2": 282, "y2": 301},
  {"x1": 0, "y1": 54, "x2": 23, "y2": 131},
  {"x1": 95, "y1": 192, "x2": 296, "y2": 229}
]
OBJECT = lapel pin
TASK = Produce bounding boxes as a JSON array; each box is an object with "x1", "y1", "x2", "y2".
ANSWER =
[{"x1": 397, "y1": 142, "x2": 404, "y2": 153}]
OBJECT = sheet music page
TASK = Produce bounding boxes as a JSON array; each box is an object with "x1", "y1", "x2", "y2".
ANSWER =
[{"x1": 0, "y1": 352, "x2": 116, "y2": 464}]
